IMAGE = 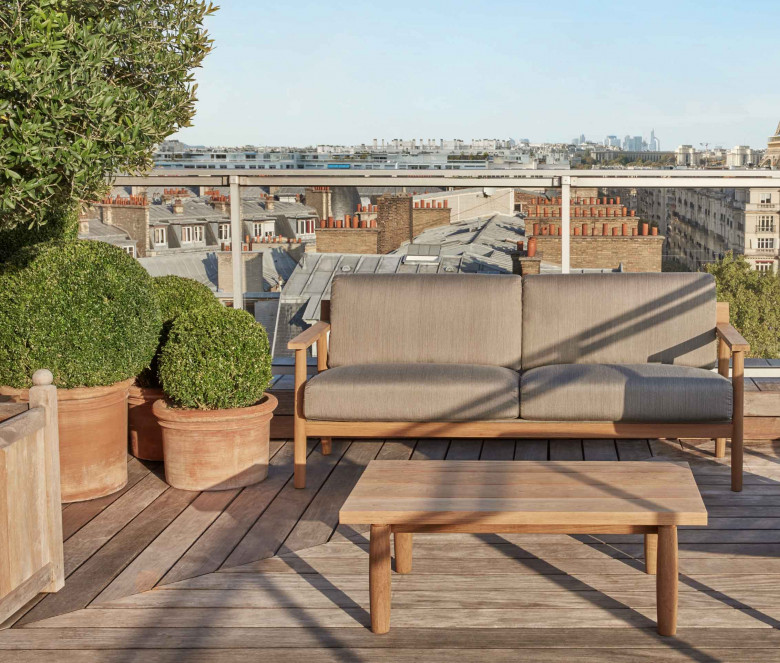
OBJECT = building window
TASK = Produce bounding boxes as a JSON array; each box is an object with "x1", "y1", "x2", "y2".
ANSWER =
[
  {"x1": 193, "y1": 225, "x2": 204, "y2": 242},
  {"x1": 760, "y1": 193, "x2": 772, "y2": 204},
  {"x1": 252, "y1": 222, "x2": 273, "y2": 237},
  {"x1": 218, "y1": 224, "x2": 231, "y2": 240},
  {"x1": 181, "y1": 226, "x2": 193, "y2": 243},
  {"x1": 153, "y1": 227, "x2": 167, "y2": 245},
  {"x1": 757, "y1": 263, "x2": 773, "y2": 272},
  {"x1": 758, "y1": 237, "x2": 775, "y2": 249},
  {"x1": 123, "y1": 246, "x2": 135, "y2": 258},
  {"x1": 757, "y1": 216, "x2": 775, "y2": 232}
]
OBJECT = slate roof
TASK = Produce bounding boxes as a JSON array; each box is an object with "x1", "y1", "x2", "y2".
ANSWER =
[
  {"x1": 138, "y1": 251, "x2": 219, "y2": 290},
  {"x1": 137, "y1": 246, "x2": 299, "y2": 295},
  {"x1": 392, "y1": 213, "x2": 525, "y2": 273},
  {"x1": 78, "y1": 220, "x2": 137, "y2": 250}
]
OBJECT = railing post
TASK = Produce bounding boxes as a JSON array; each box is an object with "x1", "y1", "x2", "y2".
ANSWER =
[
  {"x1": 28, "y1": 369, "x2": 64, "y2": 593},
  {"x1": 229, "y1": 175, "x2": 244, "y2": 310},
  {"x1": 561, "y1": 175, "x2": 571, "y2": 273}
]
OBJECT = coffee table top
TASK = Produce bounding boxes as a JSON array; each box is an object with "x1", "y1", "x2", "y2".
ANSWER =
[{"x1": 339, "y1": 460, "x2": 707, "y2": 527}]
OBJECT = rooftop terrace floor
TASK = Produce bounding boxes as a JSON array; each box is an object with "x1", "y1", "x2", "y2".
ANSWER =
[{"x1": 3, "y1": 433, "x2": 780, "y2": 661}]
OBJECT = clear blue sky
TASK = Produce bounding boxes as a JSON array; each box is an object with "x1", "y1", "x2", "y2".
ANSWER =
[{"x1": 172, "y1": 0, "x2": 780, "y2": 149}]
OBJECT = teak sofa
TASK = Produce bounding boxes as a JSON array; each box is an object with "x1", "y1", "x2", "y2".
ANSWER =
[{"x1": 288, "y1": 273, "x2": 749, "y2": 492}]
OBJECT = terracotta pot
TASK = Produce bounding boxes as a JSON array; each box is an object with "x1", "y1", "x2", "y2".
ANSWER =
[
  {"x1": 128, "y1": 385, "x2": 165, "y2": 461},
  {"x1": 153, "y1": 394, "x2": 278, "y2": 491},
  {"x1": 0, "y1": 379, "x2": 132, "y2": 502}
]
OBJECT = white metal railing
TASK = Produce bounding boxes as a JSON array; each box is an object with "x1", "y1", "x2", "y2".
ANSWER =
[{"x1": 113, "y1": 168, "x2": 780, "y2": 309}]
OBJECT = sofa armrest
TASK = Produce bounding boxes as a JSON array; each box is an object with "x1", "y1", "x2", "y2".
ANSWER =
[
  {"x1": 288, "y1": 322, "x2": 331, "y2": 350},
  {"x1": 716, "y1": 323, "x2": 750, "y2": 353}
]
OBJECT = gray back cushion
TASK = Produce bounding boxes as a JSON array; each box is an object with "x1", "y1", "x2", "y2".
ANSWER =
[
  {"x1": 522, "y1": 273, "x2": 717, "y2": 370},
  {"x1": 329, "y1": 274, "x2": 523, "y2": 369}
]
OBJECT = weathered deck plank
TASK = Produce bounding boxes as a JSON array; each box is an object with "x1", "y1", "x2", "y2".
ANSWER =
[
  {"x1": 4, "y1": 627, "x2": 780, "y2": 650},
  {"x1": 221, "y1": 440, "x2": 350, "y2": 567},
  {"x1": 158, "y1": 440, "x2": 292, "y2": 585},
  {"x1": 16, "y1": 486, "x2": 200, "y2": 626}
]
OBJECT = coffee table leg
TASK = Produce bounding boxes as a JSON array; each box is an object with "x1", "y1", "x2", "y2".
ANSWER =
[
  {"x1": 395, "y1": 533, "x2": 413, "y2": 574},
  {"x1": 645, "y1": 532, "x2": 658, "y2": 575},
  {"x1": 370, "y1": 524, "x2": 391, "y2": 634},
  {"x1": 657, "y1": 525, "x2": 678, "y2": 636}
]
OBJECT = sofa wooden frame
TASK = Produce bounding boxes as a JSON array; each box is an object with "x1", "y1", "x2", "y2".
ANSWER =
[{"x1": 289, "y1": 301, "x2": 749, "y2": 492}]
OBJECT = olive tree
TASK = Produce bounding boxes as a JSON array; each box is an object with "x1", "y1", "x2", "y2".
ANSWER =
[
  {"x1": 0, "y1": 0, "x2": 217, "y2": 259},
  {"x1": 705, "y1": 252, "x2": 780, "y2": 358}
]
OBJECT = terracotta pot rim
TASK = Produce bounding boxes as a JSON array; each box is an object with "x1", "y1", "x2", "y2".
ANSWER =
[
  {"x1": 1, "y1": 377, "x2": 133, "y2": 401},
  {"x1": 153, "y1": 393, "x2": 278, "y2": 422}
]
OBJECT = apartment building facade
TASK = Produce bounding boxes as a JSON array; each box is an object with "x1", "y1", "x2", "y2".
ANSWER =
[{"x1": 638, "y1": 187, "x2": 780, "y2": 272}]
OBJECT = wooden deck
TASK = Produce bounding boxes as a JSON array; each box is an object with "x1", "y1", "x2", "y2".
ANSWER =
[{"x1": 2, "y1": 434, "x2": 780, "y2": 660}]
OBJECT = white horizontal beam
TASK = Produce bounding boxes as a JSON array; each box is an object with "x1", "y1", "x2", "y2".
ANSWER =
[
  {"x1": 112, "y1": 168, "x2": 780, "y2": 189},
  {"x1": 569, "y1": 176, "x2": 780, "y2": 188}
]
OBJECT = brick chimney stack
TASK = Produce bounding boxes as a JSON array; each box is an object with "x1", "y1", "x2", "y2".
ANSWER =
[
  {"x1": 173, "y1": 198, "x2": 184, "y2": 215},
  {"x1": 376, "y1": 194, "x2": 413, "y2": 253},
  {"x1": 265, "y1": 197, "x2": 275, "y2": 212}
]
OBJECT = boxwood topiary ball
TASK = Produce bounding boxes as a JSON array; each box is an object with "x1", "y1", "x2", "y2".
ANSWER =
[
  {"x1": 136, "y1": 275, "x2": 223, "y2": 388},
  {"x1": 0, "y1": 239, "x2": 161, "y2": 389},
  {"x1": 158, "y1": 306, "x2": 272, "y2": 410},
  {"x1": 153, "y1": 275, "x2": 222, "y2": 324}
]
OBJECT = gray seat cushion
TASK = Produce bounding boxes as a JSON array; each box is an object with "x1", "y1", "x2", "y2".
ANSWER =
[
  {"x1": 305, "y1": 364, "x2": 520, "y2": 421},
  {"x1": 521, "y1": 363, "x2": 732, "y2": 422}
]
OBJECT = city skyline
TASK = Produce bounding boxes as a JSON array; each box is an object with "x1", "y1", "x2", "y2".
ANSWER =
[{"x1": 171, "y1": 0, "x2": 779, "y2": 149}]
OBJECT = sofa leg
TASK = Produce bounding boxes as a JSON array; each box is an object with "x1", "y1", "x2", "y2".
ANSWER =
[
  {"x1": 732, "y1": 350, "x2": 744, "y2": 493},
  {"x1": 321, "y1": 437, "x2": 332, "y2": 455},
  {"x1": 731, "y1": 431, "x2": 743, "y2": 493},
  {"x1": 715, "y1": 438, "x2": 726, "y2": 459},
  {"x1": 294, "y1": 423, "x2": 307, "y2": 489}
]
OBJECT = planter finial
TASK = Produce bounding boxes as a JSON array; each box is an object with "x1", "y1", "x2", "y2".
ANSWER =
[{"x1": 32, "y1": 369, "x2": 53, "y2": 386}]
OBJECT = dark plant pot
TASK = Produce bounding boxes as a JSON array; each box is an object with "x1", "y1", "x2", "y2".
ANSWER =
[
  {"x1": 153, "y1": 394, "x2": 278, "y2": 491},
  {"x1": 128, "y1": 384, "x2": 165, "y2": 461}
]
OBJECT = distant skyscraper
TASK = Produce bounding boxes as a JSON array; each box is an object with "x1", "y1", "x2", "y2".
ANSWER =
[
  {"x1": 650, "y1": 129, "x2": 661, "y2": 152},
  {"x1": 623, "y1": 135, "x2": 644, "y2": 151},
  {"x1": 605, "y1": 135, "x2": 620, "y2": 148}
]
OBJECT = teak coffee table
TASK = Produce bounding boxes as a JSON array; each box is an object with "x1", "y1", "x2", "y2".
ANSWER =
[{"x1": 339, "y1": 460, "x2": 707, "y2": 636}]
